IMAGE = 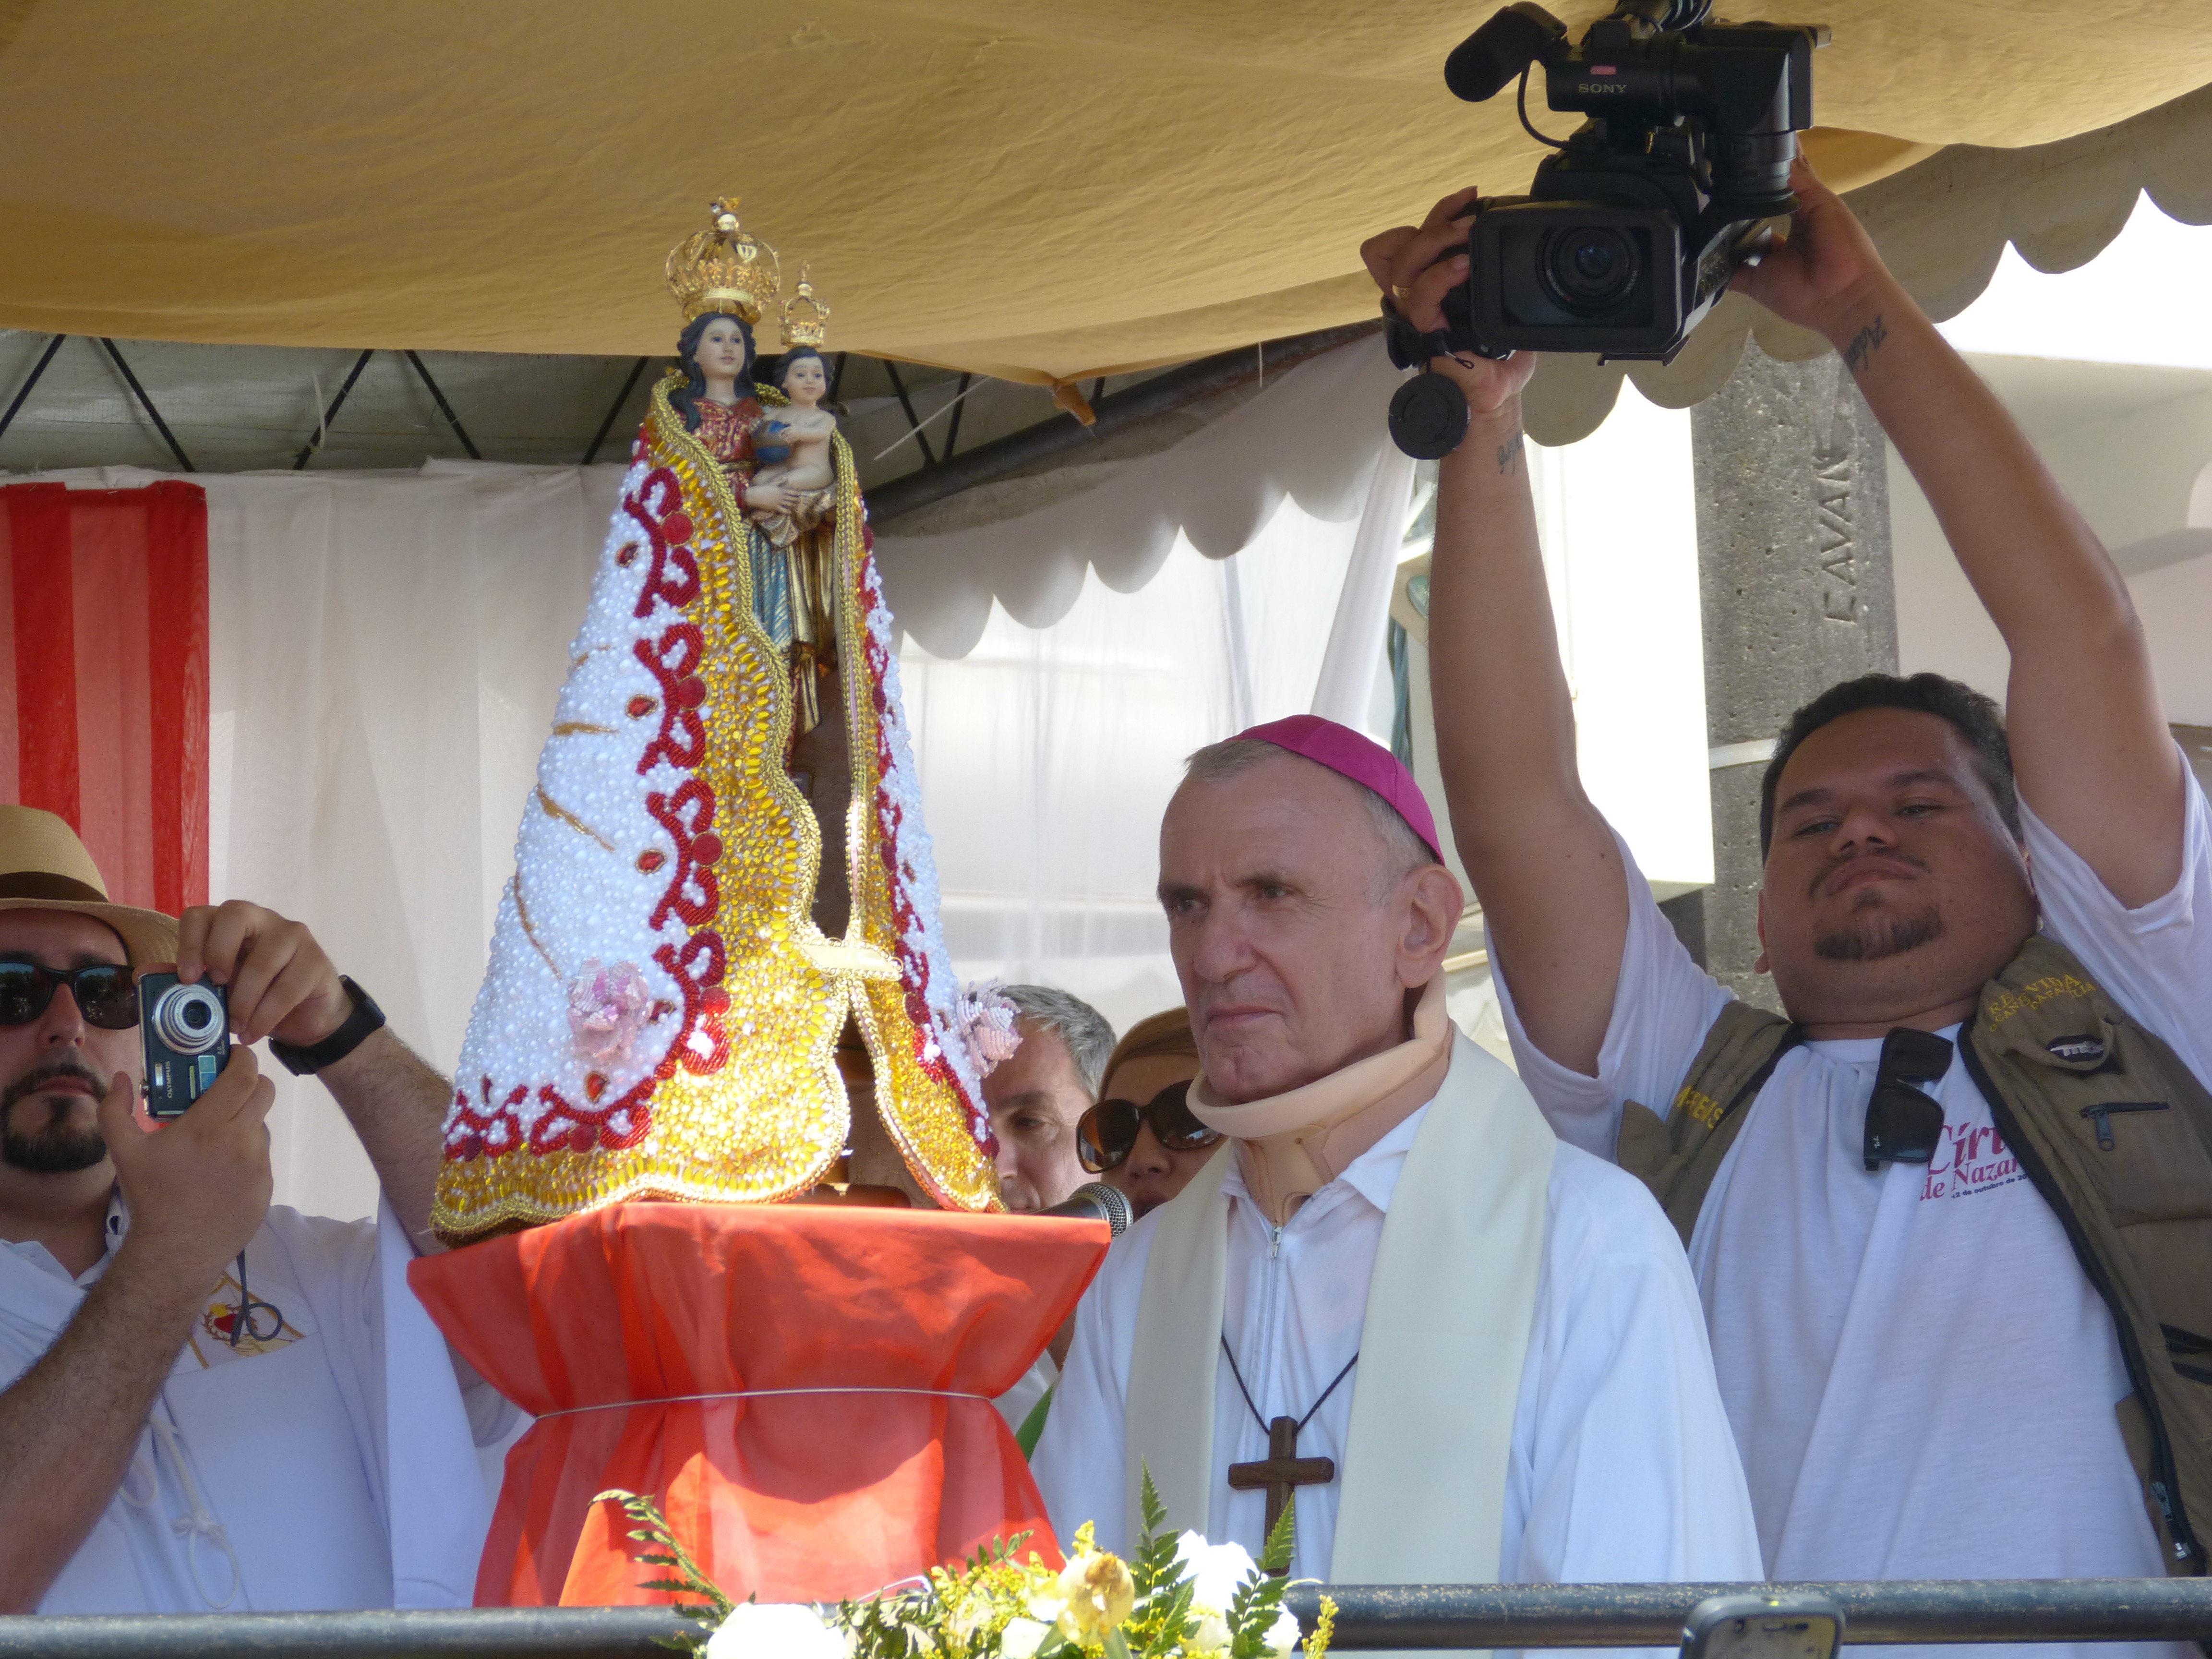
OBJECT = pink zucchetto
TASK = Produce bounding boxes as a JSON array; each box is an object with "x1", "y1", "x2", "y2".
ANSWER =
[{"x1": 1233, "y1": 714, "x2": 1444, "y2": 864}]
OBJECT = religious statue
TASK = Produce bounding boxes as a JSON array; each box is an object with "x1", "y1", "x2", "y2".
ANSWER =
[
  {"x1": 748, "y1": 273, "x2": 839, "y2": 542},
  {"x1": 430, "y1": 197, "x2": 1002, "y2": 1241}
]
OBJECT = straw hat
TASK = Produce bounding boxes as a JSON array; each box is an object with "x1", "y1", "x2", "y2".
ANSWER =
[{"x1": 0, "y1": 806, "x2": 179, "y2": 964}]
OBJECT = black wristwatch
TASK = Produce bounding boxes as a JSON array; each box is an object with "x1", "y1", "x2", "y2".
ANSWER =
[{"x1": 269, "y1": 976, "x2": 387, "y2": 1076}]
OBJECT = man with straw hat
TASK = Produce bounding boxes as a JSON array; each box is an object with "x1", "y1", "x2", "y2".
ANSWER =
[{"x1": 0, "y1": 807, "x2": 495, "y2": 1613}]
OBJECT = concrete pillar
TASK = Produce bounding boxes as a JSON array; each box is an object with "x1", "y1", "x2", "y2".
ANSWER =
[{"x1": 1683, "y1": 343, "x2": 1898, "y2": 1008}]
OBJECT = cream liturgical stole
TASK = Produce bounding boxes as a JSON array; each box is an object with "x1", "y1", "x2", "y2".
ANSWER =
[{"x1": 1123, "y1": 985, "x2": 1554, "y2": 1601}]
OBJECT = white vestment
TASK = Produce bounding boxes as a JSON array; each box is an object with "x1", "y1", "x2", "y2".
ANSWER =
[
  {"x1": 1034, "y1": 1032, "x2": 1761, "y2": 1641},
  {"x1": 0, "y1": 1196, "x2": 502, "y2": 1613}
]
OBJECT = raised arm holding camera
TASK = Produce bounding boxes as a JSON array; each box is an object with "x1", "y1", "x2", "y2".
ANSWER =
[
  {"x1": 0, "y1": 807, "x2": 498, "y2": 1614},
  {"x1": 1367, "y1": 20, "x2": 2212, "y2": 1645}
]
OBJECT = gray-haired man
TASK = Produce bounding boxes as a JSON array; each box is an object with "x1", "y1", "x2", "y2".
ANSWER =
[{"x1": 984, "y1": 984, "x2": 1115, "y2": 1214}]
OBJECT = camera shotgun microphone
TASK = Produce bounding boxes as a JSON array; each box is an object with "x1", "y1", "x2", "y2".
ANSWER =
[
  {"x1": 1039, "y1": 1181, "x2": 1133, "y2": 1238},
  {"x1": 1444, "y1": 1, "x2": 1567, "y2": 103}
]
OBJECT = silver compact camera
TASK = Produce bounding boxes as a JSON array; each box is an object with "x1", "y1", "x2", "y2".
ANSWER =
[{"x1": 138, "y1": 973, "x2": 230, "y2": 1120}]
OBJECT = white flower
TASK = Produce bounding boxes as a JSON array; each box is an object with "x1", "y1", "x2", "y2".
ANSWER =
[
  {"x1": 1025, "y1": 1592, "x2": 1068, "y2": 1625},
  {"x1": 1186, "y1": 1609, "x2": 1233, "y2": 1654},
  {"x1": 1173, "y1": 1531, "x2": 1260, "y2": 1622},
  {"x1": 1053, "y1": 1550, "x2": 1136, "y2": 1639},
  {"x1": 706, "y1": 1602, "x2": 847, "y2": 1659},
  {"x1": 1000, "y1": 1617, "x2": 1051, "y2": 1659},
  {"x1": 1265, "y1": 1609, "x2": 1303, "y2": 1659}
]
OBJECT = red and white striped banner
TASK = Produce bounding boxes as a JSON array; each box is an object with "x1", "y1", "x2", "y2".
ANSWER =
[{"x1": 0, "y1": 481, "x2": 209, "y2": 914}]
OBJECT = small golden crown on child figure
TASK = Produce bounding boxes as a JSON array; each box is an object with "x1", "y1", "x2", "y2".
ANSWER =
[
  {"x1": 781, "y1": 265, "x2": 830, "y2": 350},
  {"x1": 666, "y1": 196, "x2": 783, "y2": 324}
]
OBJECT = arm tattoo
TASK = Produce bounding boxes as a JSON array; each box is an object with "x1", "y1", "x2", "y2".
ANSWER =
[
  {"x1": 1496, "y1": 431, "x2": 1526, "y2": 475},
  {"x1": 1841, "y1": 313, "x2": 1888, "y2": 376}
]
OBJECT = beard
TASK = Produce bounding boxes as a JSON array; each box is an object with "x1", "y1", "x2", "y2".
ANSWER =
[
  {"x1": 0, "y1": 1063, "x2": 111, "y2": 1175},
  {"x1": 1813, "y1": 894, "x2": 1947, "y2": 963}
]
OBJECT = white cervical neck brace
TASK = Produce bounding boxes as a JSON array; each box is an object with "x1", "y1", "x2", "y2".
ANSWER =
[{"x1": 1186, "y1": 977, "x2": 1451, "y2": 1225}]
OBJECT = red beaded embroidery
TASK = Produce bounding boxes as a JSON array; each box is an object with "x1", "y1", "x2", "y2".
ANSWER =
[{"x1": 444, "y1": 445, "x2": 730, "y2": 1166}]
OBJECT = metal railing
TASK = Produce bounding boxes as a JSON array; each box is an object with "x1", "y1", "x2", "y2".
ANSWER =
[
  {"x1": 0, "y1": 1581, "x2": 2209, "y2": 1656},
  {"x1": 1279, "y1": 1580, "x2": 2212, "y2": 1647}
]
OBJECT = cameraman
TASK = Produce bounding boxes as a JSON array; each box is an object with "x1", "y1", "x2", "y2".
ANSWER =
[
  {"x1": 1369, "y1": 159, "x2": 2212, "y2": 1642},
  {"x1": 0, "y1": 807, "x2": 501, "y2": 1612}
]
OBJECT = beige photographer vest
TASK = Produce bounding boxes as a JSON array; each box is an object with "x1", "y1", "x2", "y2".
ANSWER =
[{"x1": 1617, "y1": 934, "x2": 2212, "y2": 1577}]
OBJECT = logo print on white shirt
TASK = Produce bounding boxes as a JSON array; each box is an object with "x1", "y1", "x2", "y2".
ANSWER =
[{"x1": 1921, "y1": 1119, "x2": 2026, "y2": 1201}]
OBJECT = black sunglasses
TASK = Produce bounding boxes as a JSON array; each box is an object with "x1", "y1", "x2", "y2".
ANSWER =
[
  {"x1": 1077, "y1": 1079, "x2": 1220, "y2": 1174},
  {"x1": 1863, "y1": 1026, "x2": 1953, "y2": 1170},
  {"x1": 0, "y1": 962, "x2": 139, "y2": 1031}
]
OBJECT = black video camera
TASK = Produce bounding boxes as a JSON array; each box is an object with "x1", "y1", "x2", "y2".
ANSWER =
[{"x1": 1385, "y1": 0, "x2": 1827, "y2": 457}]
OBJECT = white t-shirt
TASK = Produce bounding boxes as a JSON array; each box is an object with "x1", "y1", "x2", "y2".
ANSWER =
[
  {"x1": 1496, "y1": 769, "x2": 2212, "y2": 1659},
  {"x1": 1034, "y1": 1093, "x2": 1762, "y2": 1605},
  {"x1": 0, "y1": 1196, "x2": 503, "y2": 1613}
]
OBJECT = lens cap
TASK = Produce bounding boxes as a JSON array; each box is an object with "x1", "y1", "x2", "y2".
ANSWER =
[{"x1": 1389, "y1": 373, "x2": 1471, "y2": 460}]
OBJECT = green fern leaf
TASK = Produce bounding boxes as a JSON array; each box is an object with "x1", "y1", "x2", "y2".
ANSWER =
[
  {"x1": 1260, "y1": 1503, "x2": 1297, "y2": 1576},
  {"x1": 1139, "y1": 1462, "x2": 1169, "y2": 1539}
]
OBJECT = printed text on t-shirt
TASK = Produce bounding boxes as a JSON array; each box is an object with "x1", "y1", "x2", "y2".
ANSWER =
[{"x1": 1921, "y1": 1118, "x2": 2026, "y2": 1200}]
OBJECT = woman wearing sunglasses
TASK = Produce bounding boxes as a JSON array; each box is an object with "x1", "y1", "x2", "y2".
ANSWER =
[{"x1": 1077, "y1": 1009, "x2": 1220, "y2": 1220}]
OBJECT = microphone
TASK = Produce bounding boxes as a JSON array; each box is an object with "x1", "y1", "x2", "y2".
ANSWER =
[
  {"x1": 1039, "y1": 1181, "x2": 1133, "y2": 1238},
  {"x1": 1443, "y1": 2, "x2": 1569, "y2": 104}
]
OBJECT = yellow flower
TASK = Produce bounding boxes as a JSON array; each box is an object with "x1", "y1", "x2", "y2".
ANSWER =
[{"x1": 1052, "y1": 1551, "x2": 1136, "y2": 1641}]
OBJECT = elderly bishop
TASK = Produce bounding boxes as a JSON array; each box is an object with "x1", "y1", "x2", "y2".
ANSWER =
[{"x1": 1034, "y1": 718, "x2": 1760, "y2": 1603}]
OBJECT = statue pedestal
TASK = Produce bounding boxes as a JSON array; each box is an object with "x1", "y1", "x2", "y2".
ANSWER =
[{"x1": 408, "y1": 1203, "x2": 1106, "y2": 1606}]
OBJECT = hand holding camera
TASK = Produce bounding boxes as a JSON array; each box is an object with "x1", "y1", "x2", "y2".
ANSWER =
[
  {"x1": 100, "y1": 1042, "x2": 275, "y2": 1295},
  {"x1": 1727, "y1": 154, "x2": 1897, "y2": 350},
  {"x1": 138, "y1": 901, "x2": 361, "y2": 1118},
  {"x1": 1377, "y1": 0, "x2": 1832, "y2": 457},
  {"x1": 1363, "y1": 189, "x2": 1536, "y2": 413},
  {"x1": 175, "y1": 901, "x2": 352, "y2": 1050}
]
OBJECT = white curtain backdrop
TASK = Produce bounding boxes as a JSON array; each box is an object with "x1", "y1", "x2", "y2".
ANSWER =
[
  {"x1": 13, "y1": 341, "x2": 1407, "y2": 1220},
  {"x1": 901, "y1": 492, "x2": 1397, "y2": 1035}
]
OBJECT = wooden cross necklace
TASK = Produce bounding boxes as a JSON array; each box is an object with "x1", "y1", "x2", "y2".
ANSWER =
[{"x1": 1221, "y1": 1336, "x2": 1359, "y2": 1548}]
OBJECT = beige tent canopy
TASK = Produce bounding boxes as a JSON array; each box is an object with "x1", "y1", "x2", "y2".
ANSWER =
[{"x1": 1, "y1": 1, "x2": 2208, "y2": 391}]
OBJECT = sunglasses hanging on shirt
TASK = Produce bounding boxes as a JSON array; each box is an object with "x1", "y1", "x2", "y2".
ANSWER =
[{"x1": 1863, "y1": 1026, "x2": 1954, "y2": 1170}]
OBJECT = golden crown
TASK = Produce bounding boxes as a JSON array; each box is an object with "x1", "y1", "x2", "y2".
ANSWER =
[
  {"x1": 665, "y1": 196, "x2": 783, "y2": 325},
  {"x1": 781, "y1": 264, "x2": 830, "y2": 350}
]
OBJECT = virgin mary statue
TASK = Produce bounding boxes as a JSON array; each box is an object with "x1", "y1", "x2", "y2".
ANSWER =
[{"x1": 431, "y1": 198, "x2": 1000, "y2": 1241}]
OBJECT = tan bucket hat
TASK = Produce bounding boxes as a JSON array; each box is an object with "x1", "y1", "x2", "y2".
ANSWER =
[{"x1": 0, "y1": 805, "x2": 179, "y2": 965}]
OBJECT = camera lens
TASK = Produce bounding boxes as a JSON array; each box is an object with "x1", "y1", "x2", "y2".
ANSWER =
[
  {"x1": 1542, "y1": 226, "x2": 1641, "y2": 314},
  {"x1": 151, "y1": 982, "x2": 227, "y2": 1056}
]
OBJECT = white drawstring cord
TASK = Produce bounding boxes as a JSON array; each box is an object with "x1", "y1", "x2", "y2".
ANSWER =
[
  {"x1": 144, "y1": 1408, "x2": 242, "y2": 1611},
  {"x1": 117, "y1": 1431, "x2": 159, "y2": 1510}
]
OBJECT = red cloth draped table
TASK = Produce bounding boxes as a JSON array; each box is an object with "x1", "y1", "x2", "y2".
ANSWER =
[{"x1": 408, "y1": 1202, "x2": 1107, "y2": 1607}]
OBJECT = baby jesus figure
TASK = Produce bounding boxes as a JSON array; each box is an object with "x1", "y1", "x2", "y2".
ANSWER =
[{"x1": 746, "y1": 347, "x2": 838, "y2": 548}]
